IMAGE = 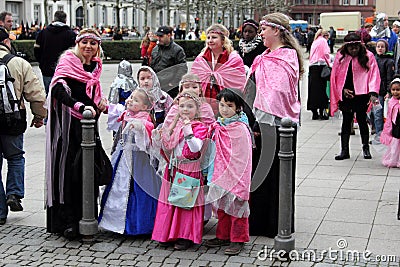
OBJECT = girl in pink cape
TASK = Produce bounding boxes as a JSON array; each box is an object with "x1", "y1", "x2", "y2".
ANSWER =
[
  {"x1": 203, "y1": 88, "x2": 252, "y2": 256},
  {"x1": 380, "y1": 77, "x2": 400, "y2": 167},
  {"x1": 249, "y1": 13, "x2": 304, "y2": 238},
  {"x1": 99, "y1": 89, "x2": 161, "y2": 236},
  {"x1": 330, "y1": 32, "x2": 380, "y2": 160},
  {"x1": 151, "y1": 91, "x2": 207, "y2": 250},
  {"x1": 191, "y1": 24, "x2": 246, "y2": 114}
]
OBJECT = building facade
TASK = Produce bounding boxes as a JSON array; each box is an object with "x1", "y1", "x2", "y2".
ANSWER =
[{"x1": 289, "y1": 0, "x2": 375, "y2": 25}]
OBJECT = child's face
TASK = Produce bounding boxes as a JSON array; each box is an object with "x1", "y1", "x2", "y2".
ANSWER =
[
  {"x1": 218, "y1": 97, "x2": 237, "y2": 119},
  {"x1": 178, "y1": 97, "x2": 198, "y2": 120},
  {"x1": 127, "y1": 91, "x2": 148, "y2": 112},
  {"x1": 181, "y1": 82, "x2": 201, "y2": 96},
  {"x1": 376, "y1": 41, "x2": 386, "y2": 55},
  {"x1": 138, "y1": 70, "x2": 153, "y2": 89},
  {"x1": 391, "y1": 83, "x2": 400, "y2": 99}
]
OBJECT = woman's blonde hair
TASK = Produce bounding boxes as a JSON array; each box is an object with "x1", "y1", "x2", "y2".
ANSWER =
[
  {"x1": 314, "y1": 29, "x2": 329, "y2": 40},
  {"x1": 73, "y1": 28, "x2": 102, "y2": 61},
  {"x1": 261, "y1": 13, "x2": 304, "y2": 76},
  {"x1": 204, "y1": 24, "x2": 234, "y2": 54}
]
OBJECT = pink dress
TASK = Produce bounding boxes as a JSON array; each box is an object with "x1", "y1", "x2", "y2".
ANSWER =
[
  {"x1": 152, "y1": 121, "x2": 207, "y2": 244},
  {"x1": 381, "y1": 97, "x2": 400, "y2": 167}
]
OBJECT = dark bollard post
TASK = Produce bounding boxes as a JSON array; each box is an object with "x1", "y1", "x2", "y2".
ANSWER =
[
  {"x1": 79, "y1": 109, "x2": 98, "y2": 241},
  {"x1": 274, "y1": 117, "x2": 295, "y2": 254}
]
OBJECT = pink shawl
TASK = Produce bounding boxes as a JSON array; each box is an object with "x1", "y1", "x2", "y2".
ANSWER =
[
  {"x1": 209, "y1": 121, "x2": 252, "y2": 200},
  {"x1": 381, "y1": 97, "x2": 400, "y2": 145},
  {"x1": 191, "y1": 50, "x2": 246, "y2": 93},
  {"x1": 309, "y1": 36, "x2": 331, "y2": 65},
  {"x1": 330, "y1": 50, "x2": 380, "y2": 116},
  {"x1": 49, "y1": 50, "x2": 103, "y2": 119},
  {"x1": 119, "y1": 110, "x2": 154, "y2": 138},
  {"x1": 251, "y1": 48, "x2": 300, "y2": 122}
]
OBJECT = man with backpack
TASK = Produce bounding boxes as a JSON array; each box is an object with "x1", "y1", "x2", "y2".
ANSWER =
[{"x1": 0, "y1": 26, "x2": 46, "y2": 225}]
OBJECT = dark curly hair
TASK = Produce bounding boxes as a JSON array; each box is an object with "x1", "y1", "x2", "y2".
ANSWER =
[{"x1": 339, "y1": 32, "x2": 369, "y2": 71}]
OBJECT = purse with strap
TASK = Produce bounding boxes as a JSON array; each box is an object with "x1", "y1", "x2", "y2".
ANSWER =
[{"x1": 167, "y1": 171, "x2": 200, "y2": 209}]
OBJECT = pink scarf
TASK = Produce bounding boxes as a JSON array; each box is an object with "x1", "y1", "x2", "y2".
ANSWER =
[
  {"x1": 209, "y1": 121, "x2": 252, "y2": 200},
  {"x1": 251, "y1": 48, "x2": 300, "y2": 122},
  {"x1": 191, "y1": 50, "x2": 246, "y2": 94},
  {"x1": 49, "y1": 50, "x2": 103, "y2": 119},
  {"x1": 381, "y1": 97, "x2": 400, "y2": 145},
  {"x1": 119, "y1": 110, "x2": 154, "y2": 138}
]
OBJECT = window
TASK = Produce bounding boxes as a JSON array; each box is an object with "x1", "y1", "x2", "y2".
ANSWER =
[
  {"x1": 309, "y1": 0, "x2": 316, "y2": 4},
  {"x1": 58, "y1": 5, "x2": 64, "y2": 11},
  {"x1": 122, "y1": 8, "x2": 127, "y2": 26},
  {"x1": 358, "y1": 0, "x2": 364, "y2": 4},
  {"x1": 34, "y1": 4, "x2": 41, "y2": 24},
  {"x1": 48, "y1": 5, "x2": 53, "y2": 23},
  {"x1": 102, "y1": 6, "x2": 107, "y2": 25},
  {"x1": 112, "y1": 8, "x2": 116, "y2": 25},
  {"x1": 294, "y1": 0, "x2": 302, "y2": 4},
  {"x1": 132, "y1": 8, "x2": 135, "y2": 26},
  {"x1": 323, "y1": 0, "x2": 330, "y2": 4},
  {"x1": 159, "y1": 10, "x2": 163, "y2": 25},
  {"x1": 343, "y1": 0, "x2": 349, "y2": 5},
  {"x1": 76, "y1": 7, "x2": 83, "y2": 27}
]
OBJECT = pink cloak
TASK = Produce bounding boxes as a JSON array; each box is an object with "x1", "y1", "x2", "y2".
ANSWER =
[
  {"x1": 330, "y1": 50, "x2": 380, "y2": 116},
  {"x1": 251, "y1": 48, "x2": 300, "y2": 122}
]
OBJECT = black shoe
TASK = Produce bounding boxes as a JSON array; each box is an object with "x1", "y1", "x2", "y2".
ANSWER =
[
  {"x1": 335, "y1": 152, "x2": 350, "y2": 160},
  {"x1": 362, "y1": 145, "x2": 372, "y2": 159},
  {"x1": 6, "y1": 195, "x2": 23, "y2": 212},
  {"x1": 225, "y1": 242, "x2": 244, "y2": 255},
  {"x1": 204, "y1": 238, "x2": 230, "y2": 248},
  {"x1": 312, "y1": 113, "x2": 319, "y2": 120},
  {"x1": 0, "y1": 218, "x2": 6, "y2": 225},
  {"x1": 63, "y1": 227, "x2": 78, "y2": 240},
  {"x1": 174, "y1": 239, "x2": 193, "y2": 250}
]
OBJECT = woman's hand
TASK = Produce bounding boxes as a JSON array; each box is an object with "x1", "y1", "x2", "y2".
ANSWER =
[
  {"x1": 84, "y1": 106, "x2": 97, "y2": 117},
  {"x1": 343, "y1": 89, "x2": 354, "y2": 99},
  {"x1": 97, "y1": 98, "x2": 108, "y2": 112},
  {"x1": 384, "y1": 93, "x2": 390, "y2": 100}
]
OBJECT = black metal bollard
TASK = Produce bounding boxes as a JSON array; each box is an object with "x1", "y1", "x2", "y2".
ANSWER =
[
  {"x1": 79, "y1": 109, "x2": 98, "y2": 241},
  {"x1": 274, "y1": 117, "x2": 295, "y2": 253}
]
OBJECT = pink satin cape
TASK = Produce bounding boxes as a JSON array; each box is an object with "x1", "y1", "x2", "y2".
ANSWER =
[
  {"x1": 209, "y1": 121, "x2": 252, "y2": 200},
  {"x1": 251, "y1": 48, "x2": 300, "y2": 122},
  {"x1": 191, "y1": 50, "x2": 246, "y2": 93}
]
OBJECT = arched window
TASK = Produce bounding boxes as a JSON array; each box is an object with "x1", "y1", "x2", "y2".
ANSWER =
[
  {"x1": 123, "y1": 8, "x2": 127, "y2": 26},
  {"x1": 76, "y1": 6, "x2": 83, "y2": 27}
]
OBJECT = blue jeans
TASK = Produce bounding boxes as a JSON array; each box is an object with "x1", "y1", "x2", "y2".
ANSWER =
[
  {"x1": 0, "y1": 134, "x2": 25, "y2": 219},
  {"x1": 42, "y1": 76, "x2": 53, "y2": 96},
  {"x1": 373, "y1": 96, "x2": 385, "y2": 136}
]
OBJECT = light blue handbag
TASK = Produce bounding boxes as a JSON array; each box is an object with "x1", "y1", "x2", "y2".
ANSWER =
[{"x1": 168, "y1": 172, "x2": 200, "y2": 209}]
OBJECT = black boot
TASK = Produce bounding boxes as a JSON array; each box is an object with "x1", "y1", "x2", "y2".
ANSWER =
[
  {"x1": 335, "y1": 134, "x2": 350, "y2": 160},
  {"x1": 319, "y1": 109, "x2": 329, "y2": 120},
  {"x1": 312, "y1": 109, "x2": 319, "y2": 120},
  {"x1": 361, "y1": 135, "x2": 372, "y2": 159}
]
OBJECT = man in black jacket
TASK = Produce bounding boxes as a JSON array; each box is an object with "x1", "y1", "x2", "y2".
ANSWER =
[
  {"x1": 150, "y1": 26, "x2": 187, "y2": 98},
  {"x1": 34, "y1": 11, "x2": 76, "y2": 95}
]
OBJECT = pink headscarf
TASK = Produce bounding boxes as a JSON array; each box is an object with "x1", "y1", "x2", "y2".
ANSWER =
[{"x1": 49, "y1": 50, "x2": 103, "y2": 119}]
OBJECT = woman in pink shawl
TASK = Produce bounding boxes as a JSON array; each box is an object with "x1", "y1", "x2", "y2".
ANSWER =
[
  {"x1": 191, "y1": 24, "x2": 246, "y2": 114},
  {"x1": 330, "y1": 32, "x2": 380, "y2": 160},
  {"x1": 307, "y1": 29, "x2": 331, "y2": 120},
  {"x1": 249, "y1": 13, "x2": 304, "y2": 238},
  {"x1": 45, "y1": 29, "x2": 107, "y2": 239}
]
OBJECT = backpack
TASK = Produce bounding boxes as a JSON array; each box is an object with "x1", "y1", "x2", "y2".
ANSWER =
[{"x1": 0, "y1": 54, "x2": 26, "y2": 135}]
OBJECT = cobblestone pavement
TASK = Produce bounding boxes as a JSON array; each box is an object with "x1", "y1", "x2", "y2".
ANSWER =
[{"x1": 0, "y1": 222, "x2": 398, "y2": 266}]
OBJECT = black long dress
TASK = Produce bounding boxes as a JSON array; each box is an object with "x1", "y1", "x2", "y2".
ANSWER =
[
  {"x1": 47, "y1": 62, "x2": 100, "y2": 234},
  {"x1": 307, "y1": 65, "x2": 329, "y2": 111}
]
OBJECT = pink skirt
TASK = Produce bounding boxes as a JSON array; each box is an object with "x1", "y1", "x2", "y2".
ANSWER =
[{"x1": 382, "y1": 137, "x2": 400, "y2": 168}]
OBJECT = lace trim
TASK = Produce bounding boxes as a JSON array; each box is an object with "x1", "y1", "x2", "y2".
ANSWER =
[{"x1": 206, "y1": 184, "x2": 250, "y2": 218}]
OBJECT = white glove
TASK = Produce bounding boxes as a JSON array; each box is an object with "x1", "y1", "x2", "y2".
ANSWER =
[{"x1": 182, "y1": 123, "x2": 193, "y2": 137}]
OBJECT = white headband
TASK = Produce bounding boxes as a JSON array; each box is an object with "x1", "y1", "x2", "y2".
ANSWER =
[
  {"x1": 260, "y1": 20, "x2": 289, "y2": 33},
  {"x1": 76, "y1": 33, "x2": 102, "y2": 45}
]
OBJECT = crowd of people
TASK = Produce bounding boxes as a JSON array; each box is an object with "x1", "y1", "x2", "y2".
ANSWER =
[{"x1": 2, "y1": 7, "x2": 400, "y2": 258}]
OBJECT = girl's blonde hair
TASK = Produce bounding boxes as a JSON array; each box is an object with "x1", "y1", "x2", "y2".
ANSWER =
[
  {"x1": 132, "y1": 88, "x2": 155, "y2": 110},
  {"x1": 204, "y1": 24, "x2": 234, "y2": 54},
  {"x1": 261, "y1": 13, "x2": 304, "y2": 76},
  {"x1": 73, "y1": 28, "x2": 102, "y2": 61},
  {"x1": 176, "y1": 90, "x2": 202, "y2": 120}
]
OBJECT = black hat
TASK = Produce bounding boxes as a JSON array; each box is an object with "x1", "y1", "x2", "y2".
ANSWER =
[
  {"x1": 0, "y1": 27, "x2": 13, "y2": 42},
  {"x1": 155, "y1": 26, "x2": 172, "y2": 36}
]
